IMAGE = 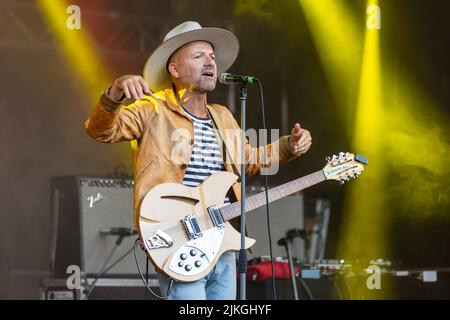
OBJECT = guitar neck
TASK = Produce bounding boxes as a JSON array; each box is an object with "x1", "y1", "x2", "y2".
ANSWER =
[{"x1": 220, "y1": 170, "x2": 326, "y2": 221}]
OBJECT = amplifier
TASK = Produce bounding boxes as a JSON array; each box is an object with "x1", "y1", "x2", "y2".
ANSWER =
[
  {"x1": 246, "y1": 192, "x2": 306, "y2": 260},
  {"x1": 50, "y1": 176, "x2": 149, "y2": 278}
]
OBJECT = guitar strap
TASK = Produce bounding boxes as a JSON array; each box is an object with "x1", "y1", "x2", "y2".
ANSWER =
[{"x1": 207, "y1": 104, "x2": 242, "y2": 183}]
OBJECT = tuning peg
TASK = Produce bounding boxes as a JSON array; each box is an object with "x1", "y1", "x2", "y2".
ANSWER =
[
  {"x1": 339, "y1": 180, "x2": 345, "y2": 185},
  {"x1": 339, "y1": 152, "x2": 345, "y2": 158},
  {"x1": 332, "y1": 155, "x2": 338, "y2": 160},
  {"x1": 326, "y1": 156, "x2": 331, "y2": 162}
]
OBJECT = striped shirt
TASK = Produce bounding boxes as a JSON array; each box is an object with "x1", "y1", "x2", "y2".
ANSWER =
[{"x1": 182, "y1": 107, "x2": 231, "y2": 205}]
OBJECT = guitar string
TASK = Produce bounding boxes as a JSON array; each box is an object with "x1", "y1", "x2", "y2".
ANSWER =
[
  {"x1": 160, "y1": 182, "x2": 310, "y2": 234},
  {"x1": 154, "y1": 172, "x2": 325, "y2": 235}
]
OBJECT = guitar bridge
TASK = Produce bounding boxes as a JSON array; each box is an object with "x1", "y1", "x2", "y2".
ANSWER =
[
  {"x1": 182, "y1": 215, "x2": 203, "y2": 240},
  {"x1": 207, "y1": 205, "x2": 224, "y2": 229}
]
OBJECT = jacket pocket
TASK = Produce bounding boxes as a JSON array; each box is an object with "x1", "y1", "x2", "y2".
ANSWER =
[{"x1": 135, "y1": 159, "x2": 154, "y2": 181}]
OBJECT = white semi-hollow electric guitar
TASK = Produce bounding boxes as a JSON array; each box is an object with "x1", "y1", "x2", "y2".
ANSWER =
[{"x1": 138, "y1": 152, "x2": 368, "y2": 282}]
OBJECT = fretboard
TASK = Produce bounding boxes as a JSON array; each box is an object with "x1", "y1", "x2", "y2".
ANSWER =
[{"x1": 219, "y1": 170, "x2": 326, "y2": 221}]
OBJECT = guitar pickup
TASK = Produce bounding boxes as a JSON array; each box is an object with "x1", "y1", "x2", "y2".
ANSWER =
[
  {"x1": 207, "y1": 205, "x2": 224, "y2": 229},
  {"x1": 182, "y1": 215, "x2": 203, "y2": 240}
]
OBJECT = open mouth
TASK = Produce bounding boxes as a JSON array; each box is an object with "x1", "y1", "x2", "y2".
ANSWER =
[{"x1": 202, "y1": 71, "x2": 215, "y2": 78}]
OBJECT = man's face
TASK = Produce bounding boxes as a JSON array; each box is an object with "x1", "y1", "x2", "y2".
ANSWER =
[{"x1": 168, "y1": 41, "x2": 217, "y2": 93}]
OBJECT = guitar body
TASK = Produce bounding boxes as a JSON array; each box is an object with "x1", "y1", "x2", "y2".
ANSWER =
[
  {"x1": 138, "y1": 152, "x2": 367, "y2": 282},
  {"x1": 139, "y1": 171, "x2": 255, "y2": 282}
]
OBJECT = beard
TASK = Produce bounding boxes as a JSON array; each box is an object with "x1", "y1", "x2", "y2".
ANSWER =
[
  {"x1": 181, "y1": 71, "x2": 217, "y2": 93},
  {"x1": 198, "y1": 80, "x2": 216, "y2": 92},
  {"x1": 193, "y1": 75, "x2": 216, "y2": 93}
]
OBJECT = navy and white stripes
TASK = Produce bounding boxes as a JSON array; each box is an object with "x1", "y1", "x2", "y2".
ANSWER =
[{"x1": 182, "y1": 107, "x2": 230, "y2": 205}]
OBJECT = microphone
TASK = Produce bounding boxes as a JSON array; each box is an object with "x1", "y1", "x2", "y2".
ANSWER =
[
  {"x1": 99, "y1": 227, "x2": 137, "y2": 237},
  {"x1": 218, "y1": 73, "x2": 259, "y2": 85}
]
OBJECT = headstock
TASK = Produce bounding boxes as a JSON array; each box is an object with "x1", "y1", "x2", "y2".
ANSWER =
[{"x1": 323, "y1": 152, "x2": 368, "y2": 184}]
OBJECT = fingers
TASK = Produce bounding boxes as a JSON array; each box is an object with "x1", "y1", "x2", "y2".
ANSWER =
[
  {"x1": 298, "y1": 129, "x2": 311, "y2": 146},
  {"x1": 133, "y1": 78, "x2": 145, "y2": 99},
  {"x1": 122, "y1": 82, "x2": 131, "y2": 99},
  {"x1": 298, "y1": 129, "x2": 312, "y2": 154},
  {"x1": 290, "y1": 127, "x2": 312, "y2": 155},
  {"x1": 137, "y1": 77, "x2": 152, "y2": 95},
  {"x1": 115, "y1": 75, "x2": 152, "y2": 100},
  {"x1": 291, "y1": 123, "x2": 301, "y2": 135},
  {"x1": 290, "y1": 123, "x2": 302, "y2": 142},
  {"x1": 128, "y1": 82, "x2": 140, "y2": 100}
]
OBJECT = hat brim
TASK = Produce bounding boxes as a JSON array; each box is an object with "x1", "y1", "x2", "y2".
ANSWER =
[{"x1": 143, "y1": 27, "x2": 239, "y2": 92}]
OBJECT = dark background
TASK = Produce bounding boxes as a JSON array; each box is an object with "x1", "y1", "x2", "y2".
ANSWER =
[{"x1": 0, "y1": 0, "x2": 449, "y2": 299}]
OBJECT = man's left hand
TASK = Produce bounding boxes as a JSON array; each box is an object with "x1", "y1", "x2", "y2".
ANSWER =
[{"x1": 288, "y1": 123, "x2": 312, "y2": 156}]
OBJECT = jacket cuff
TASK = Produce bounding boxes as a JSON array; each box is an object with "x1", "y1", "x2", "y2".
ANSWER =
[{"x1": 100, "y1": 88, "x2": 125, "y2": 112}]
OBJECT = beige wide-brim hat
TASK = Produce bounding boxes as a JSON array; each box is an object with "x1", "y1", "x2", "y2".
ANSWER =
[{"x1": 143, "y1": 21, "x2": 239, "y2": 92}]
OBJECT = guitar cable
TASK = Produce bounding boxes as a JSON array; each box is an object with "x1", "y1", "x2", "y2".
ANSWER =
[
  {"x1": 133, "y1": 238, "x2": 173, "y2": 300},
  {"x1": 257, "y1": 80, "x2": 278, "y2": 300}
]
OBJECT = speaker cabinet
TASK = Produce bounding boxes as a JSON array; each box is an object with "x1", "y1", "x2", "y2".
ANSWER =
[
  {"x1": 50, "y1": 176, "x2": 148, "y2": 278},
  {"x1": 246, "y1": 192, "x2": 305, "y2": 260}
]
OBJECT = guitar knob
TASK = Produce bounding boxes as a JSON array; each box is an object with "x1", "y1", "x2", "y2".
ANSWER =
[
  {"x1": 180, "y1": 253, "x2": 187, "y2": 260},
  {"x1": 178, "y1": 261, "x2": 184, "y2": 267},
  {"x1": 185, "y1": 264, "x2": 192, "y2": 272},
  {"x1": 190, "y1": 249, "x2": 197, "y2": 256},
  {"x1": 195, "y1": 260, "x2": 202, "y2": 268}
]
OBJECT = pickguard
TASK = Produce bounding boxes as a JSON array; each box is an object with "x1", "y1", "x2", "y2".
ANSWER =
[{"x1": 168, "y1": 227, "x2": 225, "y2": 277}]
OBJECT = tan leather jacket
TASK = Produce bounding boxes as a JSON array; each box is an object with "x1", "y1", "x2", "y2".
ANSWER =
[{"x1": 85, "y1": 88, "x2": 298, "y2": 228}]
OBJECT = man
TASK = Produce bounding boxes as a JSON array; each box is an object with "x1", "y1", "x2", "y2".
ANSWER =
[{"x1": 85, "y1": 21, "x2": 312, "y2": 300}]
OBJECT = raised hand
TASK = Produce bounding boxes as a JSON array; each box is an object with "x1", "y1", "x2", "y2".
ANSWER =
[
  {"x1": 109, "y1": 75, "x2": 153, "y2": 100},
  {"x1": 288, "y1": 123, "x2": 312, "y2": 156}
]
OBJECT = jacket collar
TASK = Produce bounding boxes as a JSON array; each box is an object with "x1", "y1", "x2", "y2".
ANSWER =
[
  {"x1": 162, "y1": 86, "x2": 218, "y2": 120},
  {"x1": 163, "y1": 87, "x2": 184, "y2": 114}
]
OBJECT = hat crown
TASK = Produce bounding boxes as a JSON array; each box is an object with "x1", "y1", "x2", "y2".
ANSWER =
[{"x1": 163, "y1": 21, "x2": 202, "y2": 42}]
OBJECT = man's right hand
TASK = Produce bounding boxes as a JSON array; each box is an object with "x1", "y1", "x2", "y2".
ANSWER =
[{"x1": 109, "y1": 75, "x2": 152, "y2": 101}]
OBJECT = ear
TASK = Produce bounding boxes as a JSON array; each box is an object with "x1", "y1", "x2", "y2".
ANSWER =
[{"x1": 167, "y1": 62, "x2": 179, "y2": 79}]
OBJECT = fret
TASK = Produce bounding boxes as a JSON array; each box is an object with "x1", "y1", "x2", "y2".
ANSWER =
[{"x1": 220, "y1": 170, "x2": 326, "y2": 221}]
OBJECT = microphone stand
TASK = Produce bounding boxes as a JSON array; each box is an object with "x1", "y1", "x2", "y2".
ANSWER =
[
  {"x1": 83, "y1": 234, "x2": 126, "y2": 299},
  {"x1": 277, "y1": 237, "x2": 299, "y2": 300},
  {"x1": 277, "y1": 229, "x2": 307, "y2": 300},
  {"x1": 239, "y1": 83, "x2": 248, "y2": 300}
]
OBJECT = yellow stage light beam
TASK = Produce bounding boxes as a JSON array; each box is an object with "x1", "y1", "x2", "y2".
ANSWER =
[
  {"x1": 382, "y1": 68, "x2": 450, "y2": 219},
  {"x1": 337, "y1": 0, "x2": 392, "y2": 299},
  {"x1": 298, "y1": 0, "x2": 449, "y2": 299},
  {"x1": 37, "y1": 0, "x2": 110, "y2": 103},
  {"x1": 340, "y1": 0, "x2": 385, "y2": 262},
  {"x1": 38, "y1": 0, "x2": 143, "y2": 153},
  {"x1": 299, "y1": 0, "x2": 391, "y2": 298},
  {"x1": 298, "y1": 0, "x2": 363, "y2": 129}
]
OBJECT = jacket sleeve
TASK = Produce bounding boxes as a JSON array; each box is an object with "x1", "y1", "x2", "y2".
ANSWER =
[
  {"x1": 84, "y1": 92, "x2": 156, "y2": 143},
  {"x1": 222, "y1": 107, "x2": 298, "y2": 176}
]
